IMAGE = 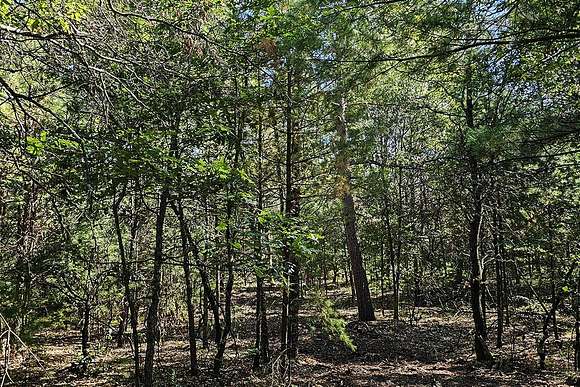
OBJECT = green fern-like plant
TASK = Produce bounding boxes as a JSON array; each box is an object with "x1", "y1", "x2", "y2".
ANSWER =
[{"x1": 313, "y1": 292, "x2": 356, "y2": 352}]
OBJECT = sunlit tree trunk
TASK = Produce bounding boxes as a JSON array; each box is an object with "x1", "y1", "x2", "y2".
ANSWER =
[{"x1": 336, "y1": 95, "x2": 375, "y2": 322}]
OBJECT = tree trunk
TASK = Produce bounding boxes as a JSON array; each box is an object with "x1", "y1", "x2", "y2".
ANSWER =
[
  {"x1": 176, "y1": 206, "x2": 222, "y2": 362},
  {"x1": 492, "y1": 200, "x2": 504, "y2": 348},
  {"x1": 380, "y1": 238, "x2": 385, "y2": 316},
  {"x1": 281, "y1": 68, "x2": 301, "y2": 361},
  {"x1": 538, "y1": 262, "x2": 575, "y2": 369},
  {"x1": 494, "y1": 235, "x2": 503, "y2": 349},
  {"x1": 465, "y1": 67, "x2": 493, "y2": 363},
  {"x1": 116, "y1": 300, "x2": 128, "y2": 348},
  {"x1": 15, "y1": 182, "x2": 36, "y2": 336},
  {"x1": 336, "y1": 95, "x2": 375, "y2": 322},
  {"x1": 482, "y1": 264, "x2": 487, "y2": 326},
  {"x1": 112, "y1": 187, "x2": 141, "y2": 386},
  {"x1": 174, "y1": 201, "x2": 198, "y2": 375},
  {"x1": 214, "y1": 78, "x2": 246, "y2": 374},
  {"x1": 213, "y1": 242, "x2": 233, "y2": 374},
  {"x1": 574, "y1": 243, "x2": 579, "y2": 371},
  {"x1": 213, "y1": 203, "x2": 235, "y2": 374},
  {"x1": 384, "y1": 196, "x2": 399, "y2": 322},
  {"x1": 215, "y1": 264, "x2": 221, "y2": 345},
  {"x1": 413, "y1": 254, "x2": 420, "y2": 308},
  {"x1": 548, "y1": 217, "x2": 559, "y2": 342},
  {"x1": 323, "y1": 257, "x2": 329, "y2": 296},
  {"x1": 468, "y1": 158, "x2": 492, "y2": 362},
  {"x1": 253, "y1": 106, "x2": 269, "y2": 370},
  {"x1": 347, "y1": 253, "x2": 355, "y2": 304},
  {"x1": 81, "y1": 299, "x2": 90, "y2": 358},
  {"x1": 202, "y1": 289, "x2": 209, "y2": 349},
  {"x1": 143, "y1": 188, "x2": 170, "y2": 387}
]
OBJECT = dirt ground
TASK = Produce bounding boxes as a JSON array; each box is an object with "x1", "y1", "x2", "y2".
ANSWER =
[{"x1": 5, "y1": 286, "x2": 575, "y2": 386}]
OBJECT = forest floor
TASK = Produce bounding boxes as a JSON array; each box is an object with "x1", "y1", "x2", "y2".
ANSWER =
[{"x1": 6, "y1": 284, "x2": 576, "y2": 386}]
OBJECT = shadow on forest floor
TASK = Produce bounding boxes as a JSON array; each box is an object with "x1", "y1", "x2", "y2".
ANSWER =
[{"x1": 6, "y1": 285, "x2": 573, "y2": 386}]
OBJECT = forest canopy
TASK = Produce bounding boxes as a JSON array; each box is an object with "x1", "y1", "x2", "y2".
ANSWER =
[{"x1": 0, "y1": 0, "x2": 579, "y2": 386}]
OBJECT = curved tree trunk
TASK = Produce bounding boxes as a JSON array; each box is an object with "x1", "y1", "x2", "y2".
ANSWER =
[{"x1": 336, "y1": 95, "x2": 375, "y2": 322}]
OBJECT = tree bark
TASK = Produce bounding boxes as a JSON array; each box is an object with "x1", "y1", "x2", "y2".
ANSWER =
[
  {"x1": 492, "y1": 196, "x2": 504, "y2": 348},
  {"x1": 81, "y1": 298, "x2": 90, "y2": 358},
  {"x1": 548, "y1": 215, "x2": 560, "y2": 342},
  {"x1": 116, "y1": 300, "x2": 128, "y2": 348},
  {"x1": 175, "y1": 206, "x2": 222, "y2": 365},
  {"x1": 539, "y1": 261, "x2": 576, "y2": 369},
  {"x1": 465, "y1": 66, "x2": 493, "y2": 362},
  {"x1": 281, "y1": 67, "x2": 301, "y2": 360},
  {"x1": 468, "y1": 157, "x2": 492, "y2": 362},
  {"x1": 174, "y1": 201, "x2": 199, "y2": 375},
  {"x1": 253, "y1": 106, "x2": 269, "y2": 370},
  {"x1": 574, "y1": 242, "x2": 580, "y2": 371},
  {"x1": 380, "y1": 238, "x2": 385, "y2": 315},
  {"x1": 336, "y1": 95, "x2": 375, "y2": 322},
  {"x1": 112, "y1": 187, "x2": 141, "y2": 386},
  {"x1": 384, "y1": 195, "x2": 399, "y2": 322},
  {"x1": 213, "y1": 208, "x2": 234, "y2": 374},
  {"x1": 143, "y1": 188, "x2": 170, "y2": 387},
  {"x1": 202, "y1": 289, "x2": 209, "y2": 349}
]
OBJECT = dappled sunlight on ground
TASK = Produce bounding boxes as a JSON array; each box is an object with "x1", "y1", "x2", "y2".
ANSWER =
[{"x1": 8, "y1": 285, "x2": 573, "y2": 386}]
